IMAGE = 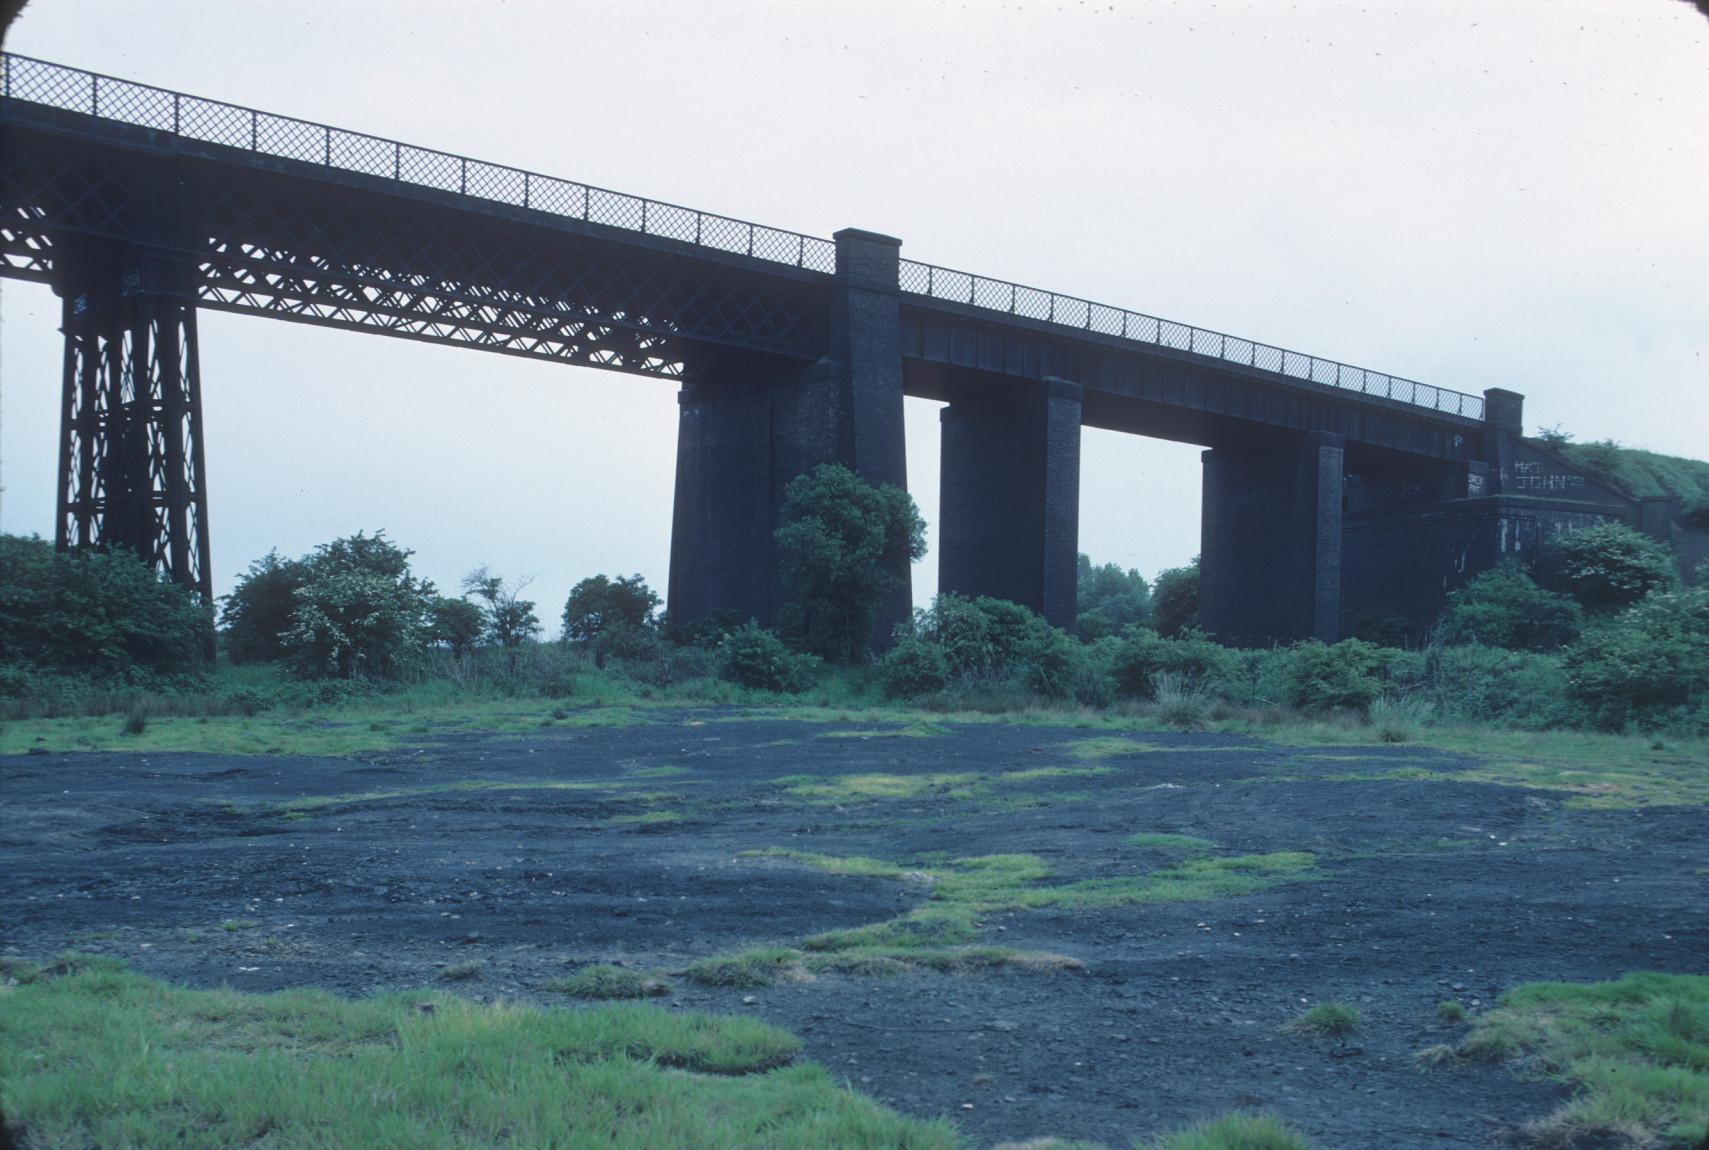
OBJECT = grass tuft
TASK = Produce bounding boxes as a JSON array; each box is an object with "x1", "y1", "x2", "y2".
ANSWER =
[
  {"x1": 682, "y1": 948, "x2": 803, "y2": 989},
  {"x1": 437, "y1": 959, "x2": 485, "y2": 981},
  {"x1": 1142, "y1": 1110, "x2": 1320, "y2": 1149},
  {"x1": 549, "y1": 964, "x2": 670, "y2": 1000},
  {"x1": 1281, "y1": 1002, "x2": 1361, "y2": 1039},
  {"x1": 1435, "y1": 1000, "x2": 1468, "y2": 1025}
]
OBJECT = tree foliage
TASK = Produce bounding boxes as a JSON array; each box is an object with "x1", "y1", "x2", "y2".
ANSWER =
[
  {"x1": 561, "y1": 574, "x2": 659, "y2": 645},
  {"x1": 462, "y1": 567, "x2": 541, "y2": 649},
  {"x1": 1436, "y1": 561, "x2": 1584, "y2": 652},
  {"x1": 1149, "y1": 558, "x2": 1201, "y2": 638},
  {"x1": 718, "y1": 623, "x2": 820, "y2": 693},
  {"x1": 773, "y1": 463, "x2": 926, "y2": 663},
  {"x1": 0, "y1": 534, "x2": 207, "y2": 685},
  {"x1": 281, "y1": 533, "x2": 437, "y2": 679},
  {"x1": 1535, "y1": 523, "x2": 1677, "y2": 613},
  {"x1": 219, "y1": 550, "x2": 309, "y2": 664},
  {"x1": 427, "y1": 596, "x2": 485, "y2": 657},
  {"x1": 1075, "y1": 554, "x2": 1150, "y2": 640}
]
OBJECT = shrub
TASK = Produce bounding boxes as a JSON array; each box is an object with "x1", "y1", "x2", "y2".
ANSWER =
[
  {"x1": 1110, "y1": 627, "x2": 1239, "y2": 700},
  {"x1": 1436, "y1": 562, "x2": 1583, "y2": 652},
  {"x1": 1535, "y1": 522, "x2": 1677, "y2": 612},
  {"x1": 1367, "y1": 695, "x2": 1432, "y2": 743},
  {"x1": 1403, "y1": 645, "x2": 1574, "y2": 730},
  {"x1": 878, "y1": 635, "x2": 951, "y2": 698},
  {"x1": 1563, "y1": 588, "x2": 1709, "y2": 731},
  {"x1": 0, "y1": 534, "x2": 208, "y2": 684},
  {"x1": 219, "y1": 550, "x2": 309, "y2": 663},
  {"x1": 1152, "y1": 671, "x2": 1212, "y2": 729},
  {"x1": 1280, "y1": 639, "x2": 1389, "y2": 712},
  {"x1": 1282, "y1": 1001, "x2": 1361, "y2": 1038},
  {"x1": 718, "y1": 623, "x2": 820, "y2": 693}
]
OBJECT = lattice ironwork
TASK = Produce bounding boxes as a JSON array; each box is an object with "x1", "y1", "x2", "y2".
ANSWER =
[
  {"x1": 0, "y1": 52, "x2": 839, "y2": 274},
  {"x1": 897, "y1": 258, "x2": 1485, "y2": 420},
  {"x1": 57, "y1": 275, "x2": 211, "y2": 601},
  {"x1": 192, "y1": 177, "x2": 821, "y2": 374}
]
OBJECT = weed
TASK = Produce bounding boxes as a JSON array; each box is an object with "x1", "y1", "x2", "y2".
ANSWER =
[
  {"x1": 1151, "y1": 671, "x2": 1212, "y2": 730},
  {"x1": 1368, "y1": 695, "x2": 1433, "y2": 743},
  {"x1": 1413, "y1": 1043, "x2": 1460, "y2": 1071},
  {"x1": 1142, "y1": 1111, "x2": 1319, "y2": 1149},
  {"x1": 1436, "y1": 1000, "x2": 1468, "y2": 1024},
  {"x1": 437, "y1": 959, "x2": 485, "y2": 981},
  {"x1": 1281, "y1": 1002, "x2": 1361, "y2": 1038},
  {"x1": 682, "y1": 947, "x2": 803, "y2": 989},
  {"x1": 220, "y1": 919, "x2": 260, "y2": 933},
  {"x1": 549, "y1": 964, "x2": 669, "y2": 999},
  {"x1": 122, "y1": 711, "x2": 148, "y2": 736}
]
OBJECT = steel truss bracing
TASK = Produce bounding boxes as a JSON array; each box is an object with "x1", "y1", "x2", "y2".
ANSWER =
[{"x1": 57, "y1": 270, "x2": 212, "y2": 601}]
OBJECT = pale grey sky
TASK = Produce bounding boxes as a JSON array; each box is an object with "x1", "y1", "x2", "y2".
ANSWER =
[{"x1": 2, "y1": 1, "x2": 1706, "y2": 622}]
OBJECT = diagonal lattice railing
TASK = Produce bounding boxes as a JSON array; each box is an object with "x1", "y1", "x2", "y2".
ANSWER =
[
  {"x1": 1, "y1": 52, "x2": 1484, "y2": 421},
  {"x1": 897, "y1": 260, "x2": 1484, "y2": 420}
]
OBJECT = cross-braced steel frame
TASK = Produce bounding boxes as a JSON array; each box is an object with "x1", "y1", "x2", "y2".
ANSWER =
[{"x1": 56, "y1": 261, "x2": 212, "y2": 600}]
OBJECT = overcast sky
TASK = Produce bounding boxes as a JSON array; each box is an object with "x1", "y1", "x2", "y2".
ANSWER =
[{"x1": 2, "y1": 0, "x2": 1705, "y2": 623}]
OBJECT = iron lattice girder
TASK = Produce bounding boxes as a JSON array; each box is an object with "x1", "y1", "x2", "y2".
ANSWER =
[
  {"x1": 57, "y1": 283, "x2": 211, "y2": 600},
  {"x1": 1, "y1": 127, "x2": 829, "y2": 376}
]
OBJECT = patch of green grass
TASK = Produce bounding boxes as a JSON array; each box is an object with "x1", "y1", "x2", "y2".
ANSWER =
[
  {"x1": 1436, "y1": 1000, "x2": 1469, "y2": 1024},
  {"x1": 1281, "y1": 1002, "x2": 1361, "y2": 1038},
  {"x1": 771, "y1": 771, "x2": 986, "y2": 803},
  {"x1": 1143, "y1": 1111, "x2": 1319, "y2": 1150},
  {"x1": 682, "y1": 947, "x2": 804, "y2": 989},
  {"x1": 1124, "y1": 833, "x2": 1216, "y2": 855},
  {"x1": 752, "y1": 846, "x2": 1317, "y2": 958},
  {"x1": 437, "y1": 959, "x2": 484, "y2": 982},
  {"x1": 549, "y1": 964, "x2": 670, "y2": 999},
  {"x1": 0, "y1": 957, "x2": 43, "y2": 984},
  {"x1": 219, "y1": 919, "x2": 260, "y2": 933},
  {"x1": 1454, "y1": 971, "x2": 1709, "y2": 1148},
  {"x1": 0, "y1": 960, "x2": 962, "y2": 1148}
]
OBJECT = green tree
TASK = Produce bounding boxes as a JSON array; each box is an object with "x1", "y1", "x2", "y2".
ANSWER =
[
  {"x1": 1150, "y1": 558, "x2": 1201, "y2": 638},
  {"x1": 1436, "y1": 561, "x2": 1584, "y2": 652},
  {"x1": 1075, "y1": 554, "x2": 1150, "y2": 640},
  {"x1": 1535, "y1": 522, "x2": 1676, "y2": 613},
  {"x1": 561, "y1": 574, "x2": 659, "y2": 644},
  {"x1": 773, "y1": 463, "x2": 926, "y2": 663},
  {"x1": 462, "y1": 567, "x2": 541, "y2": 649},
  {"x1": 0, "y1": 534, "x2": 207, "y2": 685},
  {"x1": 280, "y1": 532, "x2": 437, "y2": 679},
  {"x1": 219, "y1": 550, "x2": 310, "y2": 663},
  {"x1": 427, "y1": 595, "x2": 485, "y2": 657}
]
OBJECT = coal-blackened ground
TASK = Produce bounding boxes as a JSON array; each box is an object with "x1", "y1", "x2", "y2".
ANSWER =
[{"x1": 2, "y1": 713, "x2": 1704, "y2": 1148}]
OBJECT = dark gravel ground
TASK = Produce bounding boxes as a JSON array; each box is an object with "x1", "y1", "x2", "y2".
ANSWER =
[{"x1": 3, "y1": 711, "x2": 1705, "y2": 1148}]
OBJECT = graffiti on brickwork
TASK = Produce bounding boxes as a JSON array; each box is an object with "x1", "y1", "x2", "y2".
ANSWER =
[{"x1": 1511, "y1": 461, "x2": 1585, "y2": 493}]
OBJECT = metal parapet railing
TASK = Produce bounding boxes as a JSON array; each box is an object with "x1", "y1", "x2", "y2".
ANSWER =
[{"x1": 1, "y1": 52, "x2": 1486, "y2": 422}]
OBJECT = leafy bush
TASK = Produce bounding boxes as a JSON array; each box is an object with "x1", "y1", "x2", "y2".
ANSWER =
[
  {"x1": 1535, "y1": 522, "x2": 1677, "y2": 613},
  {"x1": 878, "y1": 635, "x2": 951, "y2": 698},
  {"x1": 1398, "y1": 646, "x2": 1575, "y2": 730},
  {"x1": 718, "y1": 623, "x2": 820, "y2": 693},
  {"x1": 1150, "y1": 558, "x2": 1200, "y2": 638},
  {"x1": 426, "y1": 596, "x2": 484, "y2": 657},
  {"x1": 1436, "y1": 561, "x2": 1583, "y2": 652},
  {"x1": 0, "y1": 534, "x2": 207, "y2": 686},
  {"x1": 1110, "y1": 627, "x2": 1239, "y2": 700},
  {"x1": 773, "y1": 463, "x2": 925, "y2": 663},
  {"x1": 1563, "y1": 589, "x2": 1709, "y2": 731},
  {"x1": 1279, "y1": 639, "x2": 1389, "y2": 712}
]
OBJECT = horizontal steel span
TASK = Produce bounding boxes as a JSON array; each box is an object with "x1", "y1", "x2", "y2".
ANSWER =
[{"x1": 0, "y1": 52, "x2": 1483, "y2": 421}]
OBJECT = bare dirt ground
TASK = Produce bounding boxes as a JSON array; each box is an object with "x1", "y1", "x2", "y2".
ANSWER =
[{"x1": 3, "y1": 711, "x2": 1705, "y2": 1148}]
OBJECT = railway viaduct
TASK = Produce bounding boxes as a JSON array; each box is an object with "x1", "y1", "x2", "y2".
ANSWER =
[{"x1": 1, "y1": 54, "x2": 1674, "y2": 646}]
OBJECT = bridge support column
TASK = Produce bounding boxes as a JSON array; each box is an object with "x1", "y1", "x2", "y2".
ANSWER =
[
  {"x1": 51, "y1": 234, "x2": 211, "y2": 602},
  {"x1": 667, "y1": 359, "x2": 840, "y2": 631},
  {"x1": 1200, "y1": 430, "x2": 1342, "y2": 645},
  {"x1": 938, "y1": 378, "x2": 1082, "y2": 628}
]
